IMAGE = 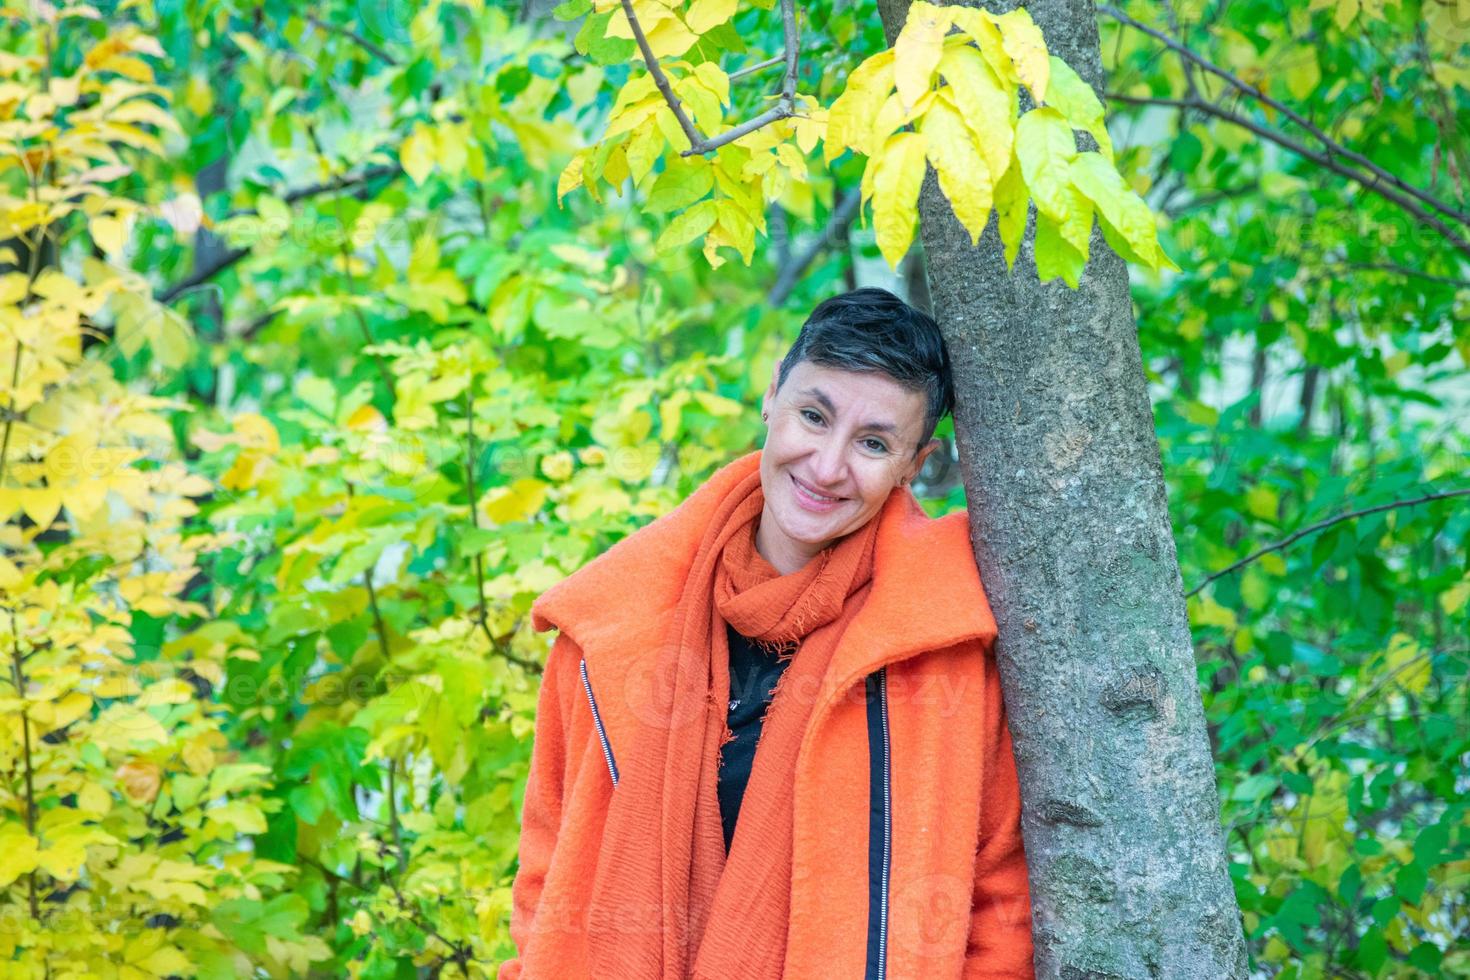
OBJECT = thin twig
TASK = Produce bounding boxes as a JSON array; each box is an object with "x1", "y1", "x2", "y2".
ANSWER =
[
  {"x1": 729, "y1": 54, "x2": 784, "y2": 80},
  {"x1": 1105, "y1": 92, "x2": 1470, "y2": 260},
  {"x1": 1334, "y1": 262, "x2": 1470, "y2": 289},
  {"x1": 305, "y1": 13, "x2": 399, "y2": 66},
  {"x1": 1186, "y1": 487, "x2": 1470, "y2": 597},
  {"x1": 1098, "y1": 4, "x2": 1470, "y2": 229}
]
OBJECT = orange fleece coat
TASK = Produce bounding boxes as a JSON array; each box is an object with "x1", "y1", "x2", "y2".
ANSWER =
[{"x1": 500, "y1": 450, "x2": 1034, "y2": 979}]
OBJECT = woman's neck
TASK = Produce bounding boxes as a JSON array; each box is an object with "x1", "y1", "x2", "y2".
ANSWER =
[{"x1": 753, "y1": 510, "x2": 821, "y2": 576}]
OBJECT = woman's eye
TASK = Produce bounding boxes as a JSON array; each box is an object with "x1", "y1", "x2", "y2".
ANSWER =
[
  {"x1": 865, "y1": 439, "x2": 888, "y2": 453},
  {"x1": 802, "y1": 409, "x2": 822, "y2": 424}
]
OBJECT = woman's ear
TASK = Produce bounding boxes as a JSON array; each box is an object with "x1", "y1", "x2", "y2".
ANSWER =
[
  {"x1": 910, "y1": 437, "x2": 942, "y2": 480},
  {"x1": 763, "y1": 359, "x2": 782, "y2": 416}
]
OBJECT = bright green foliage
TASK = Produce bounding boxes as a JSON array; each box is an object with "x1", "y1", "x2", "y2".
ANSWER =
[{"x1": 0, "y1": 0, "x2": 1464, "y2": 977}]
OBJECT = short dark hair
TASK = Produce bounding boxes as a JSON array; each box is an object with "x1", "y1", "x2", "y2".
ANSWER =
[{"x1": 776, "y1": 287, "x2": 955, "y2": 456}]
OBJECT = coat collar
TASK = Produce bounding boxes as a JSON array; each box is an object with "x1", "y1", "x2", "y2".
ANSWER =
[{"x1": 530, "y1": 449, "x2": 997, "y2": 683}]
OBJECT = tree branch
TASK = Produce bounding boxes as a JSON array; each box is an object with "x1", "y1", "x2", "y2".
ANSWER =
[
  {"x1": 157, "y1": 163, "x2": 404, "y2": 305},
  {"x1": 768, "y1": 187, "x2": 863, "y2": 306},
  {"x1": 1186, "y1": 486, "x2": 1470, "y2": 597},
  {"x1": 1335, "y1": 261, "x2": 1470, "y2": 289},
  {"x1": 619, "y1": 0, "x2": 801, "y2": 157},
  {"x1": 305, "y1": 13, "x2": 400, "y2": 66},
  {"x1": 1105, "y1": 92, "x2": 1470, "y2": 260},
  {"x1": 618, "y1": 0, "x2": 706, "y2": 149},
  {"x1": 1098, "y1": 4, "x2": 1470, "y2": 230}
]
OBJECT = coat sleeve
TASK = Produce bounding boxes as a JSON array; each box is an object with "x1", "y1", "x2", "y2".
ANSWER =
[
  {"x1": 963, "y1": 640, "x2": 1036, "y2": 979},
  {"x1": 497, "y1": 630, "x2": 582, "y2": 980}
]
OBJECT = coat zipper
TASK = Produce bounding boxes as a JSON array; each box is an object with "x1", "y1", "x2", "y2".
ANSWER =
[
  {"x1": 877, "y1": 665, "x2": 892, "y2": 980},
  {"x1": 864, "y1": 665, "x2": 893, "y2": 980},
  {"x1": 579, "y1": 658, "x2": 619, "y2": 786}
]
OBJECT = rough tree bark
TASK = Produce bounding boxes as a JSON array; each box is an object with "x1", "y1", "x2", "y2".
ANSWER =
[{"x1": 874, "y1": 1, "x2": 1250, "y2": 976}]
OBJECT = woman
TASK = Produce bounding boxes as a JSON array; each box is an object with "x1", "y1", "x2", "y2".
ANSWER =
[{"x1": 500, "y1": 288, "x2": 1034, "y2": 979}]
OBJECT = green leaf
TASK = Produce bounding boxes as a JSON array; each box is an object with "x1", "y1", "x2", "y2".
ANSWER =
[
  {"x1": 1044, "y1": 55, "x2": 1112, "y2": 161},
  {"x1": 575, "y1": 10, "x2": 635, "y2": 64},
  {"x1": 655, "y1": 200, "x2": 719, "y2": 252},
  {"x1": 1034, "y1": 211, "x2": 1085, "y2": 288},
  {"x1": 646, "y1": 157, "x2": 714, "y2": 213},
  {"x1": 1015, "y1": 106, "x2": 1076, "y2": 221},
  {"x1": 1394, "y1": 861, "x2": 1428, "y2": 904},
  {"x1": 1069, "y1": 151, "x2": 1160, "y2": 268}
]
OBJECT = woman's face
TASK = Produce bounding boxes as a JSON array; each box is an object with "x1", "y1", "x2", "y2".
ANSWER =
[{"x1": 757, "y1": 358, "x2": 940, "y2": 575}]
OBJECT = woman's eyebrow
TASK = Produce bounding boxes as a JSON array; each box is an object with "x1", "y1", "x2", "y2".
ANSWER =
[{"x1": 796, "y1": 386, "x2": 900, "y2": 434}]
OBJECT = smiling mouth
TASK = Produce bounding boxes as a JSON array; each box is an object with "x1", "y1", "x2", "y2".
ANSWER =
[{"x1": 791, "y1": 474, "x2": 845, "y2": 504}]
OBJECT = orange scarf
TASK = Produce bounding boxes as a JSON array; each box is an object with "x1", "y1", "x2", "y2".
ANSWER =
[{"x1": 585, "y1": 464, "x2": 881, "y2": 978}]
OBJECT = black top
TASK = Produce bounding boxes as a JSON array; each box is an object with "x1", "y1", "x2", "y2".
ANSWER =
[{"x1": 717, "y1": 622, "x2": 793, "y2": 853}]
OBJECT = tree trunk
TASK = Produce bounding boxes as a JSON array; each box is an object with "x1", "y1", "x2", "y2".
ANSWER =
[{"x1": 874, "y1": 1, "x2": 1249, "y2": 976}]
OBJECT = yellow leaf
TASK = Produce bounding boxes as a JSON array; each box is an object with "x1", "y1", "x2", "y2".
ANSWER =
[
  {"x1": 1190, "y1": 594, "x2": 1238, "y2": 630},
  {"x1": 108, "y1": 97, "x2": 184, "y2": 135},
  {"x1": 557, "y1": 150, "x2": 585, "y2": 204},
  {"x1": 232, "y1": 412, "x2": 280, "y2": 452},
  {"x1": 0, "y1": 554, "x2": 21, "y2": 589},
  {"x1": 691, "y1": 390, "x2": 743, "y2": 416},
  {"x1": 685, "y1": 0, "x2": 736, "y2": 33},
  {"x1": 920, "y1": 95, "x2": 993, "y2": 244},
  {"x1": 90, "y1": 213, "x2": 127, "y2": 255},
  {"x1": 184, "y1": 73, "x2": 212, "y2": 116},
  {"x1": 625, "y1": 119, "x2": 665, "y2": 185},
  {"x1": 1440, "y1": 576, "x2": 1469, "y2": 616},
  {"x1": 18, "y1": 488, "x2": 62, "y2": 530},
  {"x1": 479, "y1": 478, "x2": 549, "y2": 525},
  {"x1": 1283, "y1": 46, "x2": 1320, "y2": 102},
  {"x1": 608, "y1": 3, "x2": 696, "y2": 57},
  {"x1": 137, "y1": 947, "x2": 193, "y2": 975},
  {"x1": 825, "y1": 51, "x2": 895, "y2": 161},
  {"x1": 947, "y1": 7, "x2": 1016, "y2": 88},
  {"x1": 1334, "y1": 0, "x2": 1359, "y2": 29},
  {"x1": 692, "y1": 61, "x2": 730, "y2": 105},
  {"x1": 1246, "y1": 484, "x2": 1279, "y2": 521},
  {"x1": 565, "y1": 474, "x2": 634, "y2": 520},
  {"x1": 436, "y1": 121, "x2": 469, "y2": 177},
  {"x1": 91, "y1": 705, "x2": 170, "y2": 751},
  {"x1": 894, "y1": 0, "x2": 953, "y2": 110},
  {"x1": 0, "y1": 824, "x2": 38, "y2": 888},
  {"x1": 996, "y1": 7, "x2": 1050, "y2": 101},
  {"x1": 1383, "y1": 632, "x2": 1430, "y2": 695},
  {"x1": 400, "y1": 125, "x2": 435, "y2": 186},
  {"x1": 660, "y1": 389, "x2": 690, "y2": 440},
  {"x1": 606, "y1": 95, "x2": 664, "y2": 138},
  {"x1": 1015, "y1": 106, "x2": 1076, "y2": 220},
  {"x1": 540, "y1": 451, "x2": 575, "y2": 482},
  {"x1": 871, "y1": 131, "x2": 929, "y2": 268},
  {"x1": 938, "y1": 44, "x2": 1012, "y2": 182},
  {"x1": 78, "y1": 781, "x2": 112, "y2": 816}
]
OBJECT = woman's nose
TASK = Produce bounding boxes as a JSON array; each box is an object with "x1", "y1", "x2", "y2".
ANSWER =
[{"x1": 809, "y1": 439, "x2": 846, "y2": 486}]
